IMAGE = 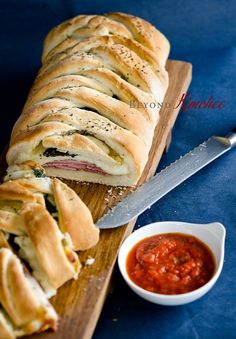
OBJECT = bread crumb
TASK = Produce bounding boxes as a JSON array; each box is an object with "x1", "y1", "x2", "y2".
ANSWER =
[{"x1": 85, "y1": 256, "x2": 95, "y2": 266}]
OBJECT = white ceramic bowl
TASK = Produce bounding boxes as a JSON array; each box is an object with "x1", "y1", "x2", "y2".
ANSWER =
[{"x1": 118, "y1": 221, "x2": 226, "y2": 306}]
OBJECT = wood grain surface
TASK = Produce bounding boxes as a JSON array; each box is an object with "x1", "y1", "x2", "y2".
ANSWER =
[{"x1": 1, "y1": 60, "x2": 192, "y2": 339}]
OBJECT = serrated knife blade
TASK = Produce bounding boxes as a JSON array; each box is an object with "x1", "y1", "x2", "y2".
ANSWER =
[{"x1": 96, "y1": 128, "x2": 236, "y2": 229}]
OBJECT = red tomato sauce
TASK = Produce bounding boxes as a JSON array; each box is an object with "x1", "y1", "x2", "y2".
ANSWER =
[{"x1": 126, "y1": 233, "x2": 215, "y2": 295}]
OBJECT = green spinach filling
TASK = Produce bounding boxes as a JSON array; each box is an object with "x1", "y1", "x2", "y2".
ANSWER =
[{"x1": 43, "y1": 148, "x2": 77, "y2": 158}]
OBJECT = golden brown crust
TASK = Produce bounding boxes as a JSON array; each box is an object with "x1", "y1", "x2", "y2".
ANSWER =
[
  {"x1": 53, "y1": 178, "x2": 99, "y2": 251},
  {"x1": 42, "y1": 14, "x2": 133, "y2": 61},
  {"x1": 42, "y1": 13, "x2": 169, "y2": 64},
  {"x1": 0, "y1": 211, "x2": 24, "y2": 235},
  {"x1": 0, "y1": 312, "x2": 15, "y2": 339},
  {"x1": 0, "y1": 231, "x2": 10, "y2": 248},
  {"x1": 22, "y1": 84, "x2": 150, "y2": 139},
  {"x1": 7, "y1": 12, "x2": 170, "y2": 186},
  {"x1": 42, "y1": 35, "x2": 168, "y2": 87},
  {"x1": 106, "y1": 12, "x2": 170, "y2": 64},
  {"x1": 0, "y1": 181, "x2": 36, "y2": 203},
  {"x1": 0, "y1": 249, "x2": 40, "y2": 326},
  {"x1": 10, "y1": 98, "x2": 76, "y2": 143},
  {"x1": 9, "y1": 179, "x2": 48, "y2": 195}
]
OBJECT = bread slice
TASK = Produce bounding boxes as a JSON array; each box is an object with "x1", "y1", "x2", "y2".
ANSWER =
[
  {"x1": 0, "y1": 161, "x2": 99, "y2": 296},
  {"x1": 0, "y1": 238, "x2": 58, "y2": 337},
  {"x1": 4, "y1": 161, "x2": 99, "y2": 251},
  {"x1": 15, "y1": 202, "x2": 81, "y2": 297}
]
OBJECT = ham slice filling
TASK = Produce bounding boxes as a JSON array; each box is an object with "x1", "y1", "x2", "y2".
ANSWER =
[{"x1": 44, "y1": 160, "x2": 108, "y2": 175}]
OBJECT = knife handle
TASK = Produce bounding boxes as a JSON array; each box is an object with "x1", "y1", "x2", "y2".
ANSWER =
[
  {"x1": 214, "y1": 128, "x2": 236, "y2": 148},
  {"x1": 225, "y1": 128, "x2": 236, "y2": 147}
]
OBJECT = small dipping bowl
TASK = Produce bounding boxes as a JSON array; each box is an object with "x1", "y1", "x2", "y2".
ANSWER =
[{"x1": 118, "y1": 221, "x2": 226, "y2": 306}]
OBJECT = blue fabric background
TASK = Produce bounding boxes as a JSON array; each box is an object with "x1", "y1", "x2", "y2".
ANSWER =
[{"x1": 0, "y1": 1, "x2": 235, "y2": 338}]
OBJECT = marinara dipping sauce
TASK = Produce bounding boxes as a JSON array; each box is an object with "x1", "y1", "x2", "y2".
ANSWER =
[{"x1": 126, "y1": 233, "x2": 215, "y2": 295}]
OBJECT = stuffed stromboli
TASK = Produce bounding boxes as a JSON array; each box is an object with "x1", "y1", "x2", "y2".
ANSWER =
[{"x1": 6, "y1": 12, "x2": 170, "y2": 186}]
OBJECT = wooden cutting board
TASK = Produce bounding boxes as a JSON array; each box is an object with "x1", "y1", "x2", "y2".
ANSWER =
[{"x1": 1, "y1": 60, "x2": 192, "y2": 339}]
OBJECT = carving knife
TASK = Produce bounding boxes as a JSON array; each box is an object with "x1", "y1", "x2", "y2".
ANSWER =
[{"x1": 96, "y1": 128, "x2": 236, "y2": 229}]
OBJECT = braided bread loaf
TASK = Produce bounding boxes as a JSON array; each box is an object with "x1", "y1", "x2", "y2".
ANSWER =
[{"x1": 7, "y1": 12, "x2": 170, "y2": 186}]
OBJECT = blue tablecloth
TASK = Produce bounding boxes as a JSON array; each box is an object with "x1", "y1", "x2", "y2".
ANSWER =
[{"x1": 0, "y1": 1, "x2": 235, "y2": 338}]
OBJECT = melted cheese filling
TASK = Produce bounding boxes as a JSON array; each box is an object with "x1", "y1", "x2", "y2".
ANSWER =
[
  {"x1": 31, "y1": 138, "x2": 129, "y2": 175},
  {"x1": 14, "y1": 236, "x2": 57, "y2": 298}
]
